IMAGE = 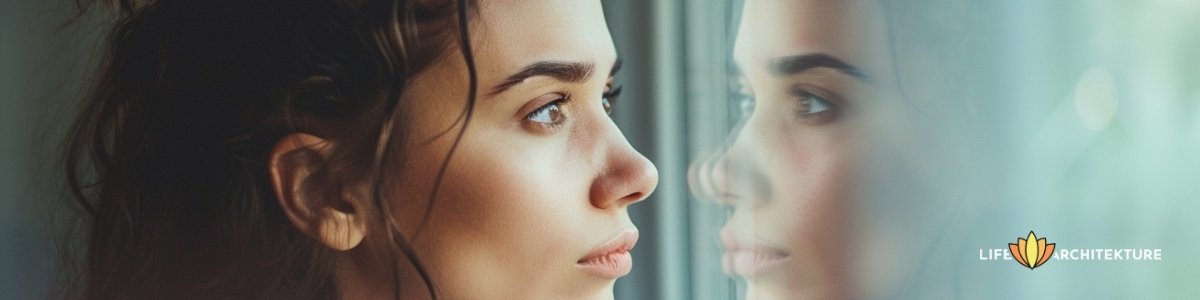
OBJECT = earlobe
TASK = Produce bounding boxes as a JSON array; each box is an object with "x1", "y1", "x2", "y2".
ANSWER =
[{"x1": 269, "y1": 133, "x2": 367, "y2": 251}]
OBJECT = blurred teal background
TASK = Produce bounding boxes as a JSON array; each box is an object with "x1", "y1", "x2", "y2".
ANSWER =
[
  {"x1": 2, "y1": 1, "x2": 107, "y2": 298},
  {"x1": 867, "y1": 0, "x2": 1200, "y2": 299},
  {"x1": 957, "y1": 1, "x2": 1200, "y2": 299}
]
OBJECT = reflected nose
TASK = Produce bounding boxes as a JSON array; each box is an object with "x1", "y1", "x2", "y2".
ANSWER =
[
  {"x1": 689, "y1": 127, "x2": 765, "y2": 207},
  {"x1": 688, "y1": 148, "x2": 726, "y2": 201},
  {"x1": 709, "y1": 146, "x2": 750, "y2": 206},
  {"x1": 589, "y1": 134, "x2": 659, "y2": 210}
]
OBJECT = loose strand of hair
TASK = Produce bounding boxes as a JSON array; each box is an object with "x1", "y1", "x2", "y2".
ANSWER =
[{"x1": 415, "y1": 0, "x2": 477, "y2": 242}]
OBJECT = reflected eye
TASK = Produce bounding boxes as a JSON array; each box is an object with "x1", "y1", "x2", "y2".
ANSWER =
[
  {"x1": 791, "y1": 86, "x2": 839, "y2": 124},
  {"x1": 797, "y1": 93, "x2": 832, "y2": 115},
  {"x1": 527, "y1": 99, "x2": 567, "y2": 125},
  {"x1": 732, "y1": 79, "x2": 755, "y2": 118},
  {"x1": 738, "y1": 93, "x2": 756, "y2": 117}
]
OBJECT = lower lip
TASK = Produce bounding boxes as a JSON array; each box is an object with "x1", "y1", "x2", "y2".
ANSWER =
[
  {"x1": 577, "y1": 250, "x2": 633, "y2": 278},
  {"x1": 723, "y1": 250, "x2": 789, "y2": 277}
]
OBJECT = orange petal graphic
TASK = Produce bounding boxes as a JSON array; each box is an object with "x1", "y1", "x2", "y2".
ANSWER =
[
  {"x1": 1036, "y1": 242, "x2": 1055, "y2": 268},
  {"x1": 1009, "y1": 243, "x2": 1029, "y2": 268}
]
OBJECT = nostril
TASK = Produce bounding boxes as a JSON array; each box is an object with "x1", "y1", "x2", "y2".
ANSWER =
[
  {"x1": 626, "y1": 192, "x2": 645, "y2": 203},
  {"x1": 715, "y1": 192, "x2": 749, "y2": 207},
  {"x1": 590, "y1": 154, "x2": 657, "y2": 209}
]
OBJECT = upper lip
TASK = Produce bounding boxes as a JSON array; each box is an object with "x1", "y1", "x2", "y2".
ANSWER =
[
  {"x1": 720, "y1": 228, "x2": 789, "y2": 256},
  {"x1": 579, "y1": 230, "x2": 639, "y2": 263}
]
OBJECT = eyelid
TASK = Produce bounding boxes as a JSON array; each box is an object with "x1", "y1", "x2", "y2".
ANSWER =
[
  {"x1": 789, "y1": 84, "x2": 843, "y2": 109},
  {"x1": 519, "y1": 92, "x2": 568, "y2": 118},
  {"x1": 788, "y1": 84, "x2": 842, "y2": 124},
  {"x1": 603, "y1": 77, "x2": 618, "y2": 94},
  {"x1": 520, "y1": 92, "x2": 572, "y2": 133}
]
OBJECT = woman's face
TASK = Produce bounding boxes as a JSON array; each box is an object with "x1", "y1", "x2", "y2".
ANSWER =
[
  {"x1": 702, "y1": 0, "x2": 896, "y2": 298},
  {"x1": 377, "y1": 1, "x2": 657, "y2": 299}
]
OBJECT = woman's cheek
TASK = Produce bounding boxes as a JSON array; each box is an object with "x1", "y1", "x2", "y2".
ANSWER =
[
  {"x1": 782, "y1": 130, "x2": 854, "y2": 291},
  {"x1": 418, "y1": 131, "x2": 594, "y2": 295},
  {"x1": 445, "y1": 130, "x2": 584, "y2": 227}
]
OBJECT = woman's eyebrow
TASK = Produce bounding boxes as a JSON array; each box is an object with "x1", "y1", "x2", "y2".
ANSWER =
[
  {"x1": 490, "y1": 61, "x2": 595, "y2": 96},
  {"x1": 489, "y1": 57, "x2": 621, "y2": 96},
  {"x1": 768, "y1": 53, "x2": 869, "y2": 82}
]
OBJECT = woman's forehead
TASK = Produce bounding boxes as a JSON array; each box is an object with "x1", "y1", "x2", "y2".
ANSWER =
[
  {"x1": 734, "y1": 0, "x2": 884, "y2": 78},
  {"x1": 473, "y1": 0, "x2": 617, "y2": 76}
]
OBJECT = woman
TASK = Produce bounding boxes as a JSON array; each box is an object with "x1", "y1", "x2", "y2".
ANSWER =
[
  {"x1": 690, "y1": 1, "x2": 889, "y2": 297},
  {"x1": 62, "y1": 0, "x2": 657, "y2": 299},
  {"x1": 691, "y1": 0, "x2": 981, "y2": 298}
]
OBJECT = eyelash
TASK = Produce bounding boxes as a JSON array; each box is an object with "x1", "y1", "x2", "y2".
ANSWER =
[
  {"x1": 525, "y1": 93, "x2": 571, "y2": 129},
  {"x1": 525, "y1": 83, "x2": 624, "y2": 131},
  {"x1": 730, "y1": 80, "x2": 841, "y2": 125},
  {"x1": 602, "y1": 84, "x2": 623, "y2": 115},
  {"x1": 789, "y1": 85, "x2": 839, "y2": 124}
]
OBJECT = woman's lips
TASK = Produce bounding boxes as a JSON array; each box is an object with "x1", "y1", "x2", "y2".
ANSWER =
[
  {"x1": 577, "y1": 230, "x2": 638, "y2": 278},
  {"x1": 721, "y1": 229, "x2": 791, "y2": 277}
]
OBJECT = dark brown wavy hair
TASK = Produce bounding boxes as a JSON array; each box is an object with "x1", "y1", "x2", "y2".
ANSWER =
[{"x1": 60, "y1": 0, "x2": 478, "y2": 298}]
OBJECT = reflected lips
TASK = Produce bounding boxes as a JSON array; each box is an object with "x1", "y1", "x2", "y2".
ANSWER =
[
  {"x1": 721, "y1": 229, "x2": 790, "y2": 277},
  {"x1": 577, "y1": 231, "x2": 638, "y2": 278}
]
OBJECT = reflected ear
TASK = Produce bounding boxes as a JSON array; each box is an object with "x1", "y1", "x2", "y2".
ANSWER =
[{"x1": 269, "y1": 133, "x2": 366, "y2": 251}]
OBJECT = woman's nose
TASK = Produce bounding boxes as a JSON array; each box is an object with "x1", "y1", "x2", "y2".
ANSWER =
[
  {"x1": 589, "y1": 122, "x2": 659, "y2": 210},
  {"x1": 590, "y1": 143, "x2": 658, "y2": 209}
]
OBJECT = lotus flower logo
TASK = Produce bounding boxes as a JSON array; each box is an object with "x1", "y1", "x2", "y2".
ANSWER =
[{"x1": 1009, "y1": 231, "x2": 1055, "y2": 269}]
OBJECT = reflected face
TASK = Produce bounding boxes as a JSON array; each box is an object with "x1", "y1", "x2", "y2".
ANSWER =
[
  {"x1": 698, "y1": 0, "x2": 895, "y2": 298},
  {"x1": 379, "y1": 1, "x2": 658, "y2": 299}
]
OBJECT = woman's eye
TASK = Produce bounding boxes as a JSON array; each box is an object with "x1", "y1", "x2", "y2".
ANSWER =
[
  {"x1": 601, "y1": 85, "x2": 622, "y2": 115},
  {"x1": 797, "y1": 93, "x2": 832, "y2": 115},
  {"x1": 526, "y1": 99, "x2": 567, "y2": 125},
  {"x1": 791, "y1": 86, "x2": 839, "y2": 124}
]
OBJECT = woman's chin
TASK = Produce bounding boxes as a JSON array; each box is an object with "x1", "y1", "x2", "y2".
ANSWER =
[
  {"x1": 745, "y1": 274, "x2": 844, "y2": 300},
  {"x1": 582, "y1": 289, "x2": 617, "y2": 300},
  {"x1": 561, "y1": 274, "x2": 619, "y2": 298}
]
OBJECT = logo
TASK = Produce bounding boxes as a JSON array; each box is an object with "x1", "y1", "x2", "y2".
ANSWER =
[
  {"x1": 979, "y1": 230, "x2": 1163, "y2": 266},
  {"x1": 1008, "y1": 231, "x2": 1055, "y2": 269}
]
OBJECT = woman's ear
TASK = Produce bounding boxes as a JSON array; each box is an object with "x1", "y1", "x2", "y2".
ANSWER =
[{"x1": 269, "y1": 133, "x2": 367, "y2": 251}]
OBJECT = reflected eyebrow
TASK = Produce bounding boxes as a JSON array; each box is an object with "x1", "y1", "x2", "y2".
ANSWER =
[
  {"x1": 489, "y1": 61, "x2": 595, "y2": 96},
  {"x1": 768, "y1": 53, "x2": 868, "y2": 81}
]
